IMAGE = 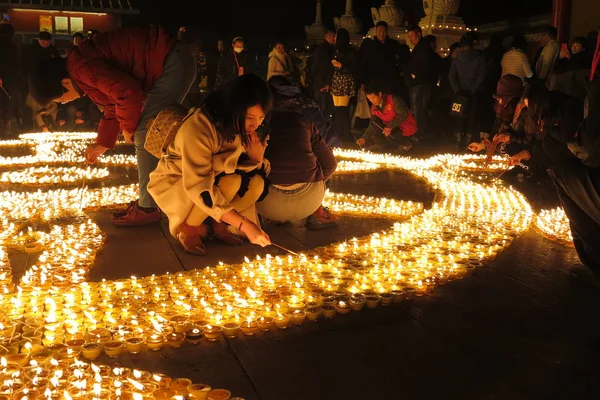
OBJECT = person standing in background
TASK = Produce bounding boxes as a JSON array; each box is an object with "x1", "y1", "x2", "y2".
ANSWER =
[
  {"x1": 536, "y1": 26, "x2": 559, "y2": 81},
  {"x1": 309, "y1": 30, "x2": 335, "y2": 121}
]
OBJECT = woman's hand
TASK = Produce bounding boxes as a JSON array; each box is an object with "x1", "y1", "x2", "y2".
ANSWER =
[
  {"x1": 241, "y1": 220, "x2": 271, "y2": 247},
  {"x1": 331, "y1": 60, "x2": 342, "y2": 68},
  {"x1": 493, "y1": 133, "x2": 511, "y2": 144},
  {"x1": 467, "y1": 142, "x2": 485, "y2": 152},
  {"x1": 244, "y1": 132, "x2": 267, "y2": 164},
  {"x1": 86, "y1": 144, "x2": 108, "y2": 164},
  {"x1": 508, "y1": 150, "x2": 531, "y2": 166}
]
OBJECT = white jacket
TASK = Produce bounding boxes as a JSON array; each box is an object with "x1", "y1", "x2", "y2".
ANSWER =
[{"x1": 267, "y1": 49, "x2": 291, "y2": 81}]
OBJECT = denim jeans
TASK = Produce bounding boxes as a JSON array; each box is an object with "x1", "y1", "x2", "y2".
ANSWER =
[
  {"x1": 134, "y1": 42, "x2": 196, "y2": 208},
  {"x1": 409, "y1": 84, "x2": 433, "y2": 138}
]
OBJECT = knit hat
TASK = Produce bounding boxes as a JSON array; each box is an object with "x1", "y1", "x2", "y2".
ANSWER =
[{"x1": 495, "y1": 74, "x2": 524, "y2": 98}]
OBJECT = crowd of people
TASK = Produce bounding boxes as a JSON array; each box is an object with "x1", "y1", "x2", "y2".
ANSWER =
[{"x1": 1, "y1": 20, "x2": 599, "y2": 276}]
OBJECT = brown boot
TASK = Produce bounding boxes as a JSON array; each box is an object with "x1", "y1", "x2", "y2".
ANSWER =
[
  {"x1": 212, "y1": 220, "x2": 243, "y2": 245},
  {"x1": 176, "y1": 222, "x2": 209, "y2": 255}
]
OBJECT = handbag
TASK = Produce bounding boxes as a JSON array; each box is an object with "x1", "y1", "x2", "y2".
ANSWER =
[
  {"x1": 144, "y1": 104, "x2": 191, "y2": 158},
  {"x1": 449, "y1": 94, "x2": 470, "y2": 118}
]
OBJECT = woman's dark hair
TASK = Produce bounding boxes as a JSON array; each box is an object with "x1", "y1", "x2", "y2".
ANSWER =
[
  {"x1": 460, "y1": 34, "x2": 475, "y2": 48},
  {"x1": 449, "y1": 42, "x2": 460, "y2": 55},
  {"x1": 335, "y1": 28, "x2": 350, "y2": 51},
  {"x1": 29, "y1": 58, "x2": 69, "y2": 106},
  {"x1": 511, "y1": 34, "x2": 528, "y2": 52},
  {"x1": 525, "y1": 83, "x2": 551, "y2": 124},
  {"x1": 201, "y1": 74, "x2": 273, "y2": 145},
  {"x1": 572, "y1": 36, "x2": 586, "y2": 47}
]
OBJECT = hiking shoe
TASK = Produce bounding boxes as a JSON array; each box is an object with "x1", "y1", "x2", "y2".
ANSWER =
[{"x1": 306, "y1": 206, "x2": 339, "y2": 230}]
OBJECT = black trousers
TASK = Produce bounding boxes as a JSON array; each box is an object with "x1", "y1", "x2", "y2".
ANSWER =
[{"x1": 552, "y1": 160, "x2": 600, "y2": 274}]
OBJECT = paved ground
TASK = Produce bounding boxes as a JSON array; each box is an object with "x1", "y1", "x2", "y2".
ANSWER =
[{"x1": 9, "y1": 144, "x2": 600, "y2": 400}]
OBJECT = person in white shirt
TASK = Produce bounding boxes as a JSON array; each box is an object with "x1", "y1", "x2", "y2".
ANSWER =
[
  {"x1": 536, "y1": 26, "x2": 559, "y2": 81},
  {"x1": 501, "y1": 35, "x2": 533, "y2": 82}
]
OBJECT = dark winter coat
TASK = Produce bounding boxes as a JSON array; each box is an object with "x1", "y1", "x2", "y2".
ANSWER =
[{"x1": 449, "y1": 48, "x2": 487, "y2": 93}]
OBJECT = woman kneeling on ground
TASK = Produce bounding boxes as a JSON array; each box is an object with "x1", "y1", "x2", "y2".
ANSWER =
[
  {"x1": 256, "y1": 79, "x2": 338, "y2": 230},
  {"x1": 148, "y1": 74, "x2": 272, "y2": 255}
]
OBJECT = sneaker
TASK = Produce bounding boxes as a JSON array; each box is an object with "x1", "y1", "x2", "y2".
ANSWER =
[
  {"x1": 112, "y1": 203, "x2": 161, "y2": 227},
  {"x1": 112, "y1": 200, "x2": 138, "y2": 218},
  {"x1": 306, "y1": 206, "x2": 339, "y2": 230}
]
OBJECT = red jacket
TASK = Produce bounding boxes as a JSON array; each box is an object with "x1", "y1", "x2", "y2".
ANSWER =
[
  {"x1": 67, "y1": 26, "x2": 174, "y2": 148},
  {"x1": 364, "y1": 94, "x2": 417, "y2": 141}
]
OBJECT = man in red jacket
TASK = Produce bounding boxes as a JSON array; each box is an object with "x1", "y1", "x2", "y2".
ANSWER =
[
  {"x1": 356, "y1": 82, "x2": 417, "y2": 153},
  {"x1": 30, "y1": 26, "x2": 196, "y2": 226}
]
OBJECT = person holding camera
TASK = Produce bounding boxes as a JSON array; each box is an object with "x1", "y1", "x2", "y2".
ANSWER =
[{"x1": 148, "y1": 74, "x2": 272, "y2": 256}]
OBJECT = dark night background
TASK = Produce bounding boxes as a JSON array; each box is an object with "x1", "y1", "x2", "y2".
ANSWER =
[{"x1": 128, "y1": 0, "x2": 551, "y2": 51}]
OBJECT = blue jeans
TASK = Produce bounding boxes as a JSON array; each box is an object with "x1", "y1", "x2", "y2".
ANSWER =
[
  {"x1": 409, "y1": 84, "x2": 434, "y2": 138},
  {"x1": 134, "y1": 42, "x2": 196, "y2": 208}
]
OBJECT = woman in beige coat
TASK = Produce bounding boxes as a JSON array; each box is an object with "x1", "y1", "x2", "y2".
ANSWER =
[
  {"x1": 148, "y1": 74, "x2": 272, "y2": 255},
  {"x1": 267, "y1": 41, "x2": 296, "y2": 82}
]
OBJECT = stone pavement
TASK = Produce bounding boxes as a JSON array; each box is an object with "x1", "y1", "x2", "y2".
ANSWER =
[{"x1": 9, "y1": 149, "x2": 600, "y2": 400}]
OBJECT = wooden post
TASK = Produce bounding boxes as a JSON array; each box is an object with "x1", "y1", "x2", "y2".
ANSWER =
[{"x1": 552, "y1": 0, "x2": 572, "y2": 43}]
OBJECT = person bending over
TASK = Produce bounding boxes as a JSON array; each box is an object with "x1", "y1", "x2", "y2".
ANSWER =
[
  {"x1": 148, "y1": 75, "x2": 272, "y2": 256},
  {"x1": 356, "y1": 82, "x2": 417, "y2": 153},
  {"x1": 29, "y1": 26, "x2": 197, "y2": 227}
]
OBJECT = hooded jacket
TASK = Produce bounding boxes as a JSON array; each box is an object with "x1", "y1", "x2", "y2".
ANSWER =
[{"x1": 67, "y1": 26, "x2": 174, "y2": 148}]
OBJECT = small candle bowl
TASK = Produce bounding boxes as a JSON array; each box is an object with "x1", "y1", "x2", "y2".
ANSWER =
[
  {"x1": 188, "y1": 383, "x2": 212, "y2": 399},
  {"x1": 186, "y1": 327, "x2": 206, "y2": 344},
  {"x1": 6, "y1": 353, "x2": 28, "y2": 366},
  {"x1": 125, "y1": 337, "x2": 145, "y2": 354},
  {"x1": 166, "y1": 332, "x2": 185, "y2": 348},
  {"x1": 256, "y1": 317, "x2": 274, "y2": 332},
  {"x1": 146, "y1": 334, "x2": 164, "y2": 351},
  {"x1": 170, "y1": 377, "x2": 192, "y2": 395},
  {"x1": 290, "y1": 311, "x2": 306, "y2": 326},
  {"x1": 274, "y1": 314, "x2": 290, "y2": 329},
  {"x1": 365, "y1": 295, "x2": 381, "y2": 309},
  {"x1": 305, "y1": 307, "x2": 322, "y2": 322},
  {"x1": 81, "y1": 342, "x2": 102, "y2": 360},
  {"x1": 30, "y1": 350, "x2": 52, "y2": 365},
  {"x1": 104, "y1": 341, "x2": 125, "y2": 358},
  {"x1": 349, "y1": 298, "x2": 365, "y2": 311},
  {"x1": 391, "y1": 290, "x2": 406, "y2": 303},
  {"x1": 379, "y1": 293, "x2": 394, "y2": 306},
  {"x1": 404, "y1": 288, "x2": 416, "y2": 299},
  {"x1": 334, "y1": 301, "x2": 351, "y2": 315},
  {"x1": 152, "y1": 389, "x2": 177, "y2": 399},
  {"x1": 207, "y1": 389, "x2": 232, "y2": 400},
  {"x1": 240, "y1": 321, "x2": 258, "y2": 336},
  {"x1": 321, "y1": 305, "x2": 336, "y2": 319},
  {"x1": 221, "y1": 322, "x2": 240, "y2": 339},
  {"x1": 58, "y1": 347, "x2": 81, "y2": 361}
]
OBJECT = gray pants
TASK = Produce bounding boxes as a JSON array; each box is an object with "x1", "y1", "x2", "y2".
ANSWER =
[
  {"x1": 256, "y1": 181, "x2": 325, "y2": 223},
  {"x1": 134, "y1": 42, "x2": 196, "y2": 208}
]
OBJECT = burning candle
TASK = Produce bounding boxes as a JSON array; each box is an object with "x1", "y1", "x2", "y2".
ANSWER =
[
  {"x1": 185, "y1": 327, "x2": 205, "y2": 344},
  {"x1": 152, "y1": 389, "x2": 177, "y2": 399},
  {"x1": 256, "y1": 317, "x2": 274, "y2": 332},
  {"x1": 240, "y1": 320, "x2": 257, "y2": 336},
  {"x1": 290, "y1": 311, "x2": 306, "y2": 326},
  {"x1": 274, "y1": 314, "x2": 290, "y2": 329},
  {"x1": 145, "y1": 334, "x2": 164, "y2": 351},
  {"x1": 334, "y1": 301, "x2": 351, "y2": 315},
  {"x1": 166, "y1": 333, "x2": 185, "y2": 348},
  {"x1": 201, "y1": 326, "x2": 221, "y2": 342}
]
